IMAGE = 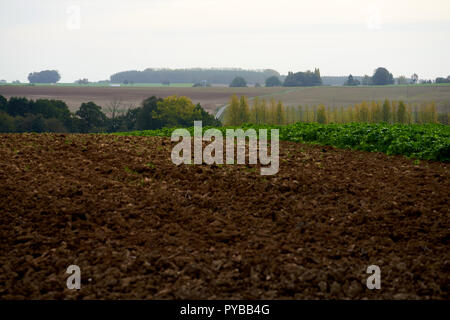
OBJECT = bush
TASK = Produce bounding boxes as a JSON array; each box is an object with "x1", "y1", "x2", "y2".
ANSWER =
[
  {"x1": 45, "y1": 118, "x2": 68, "y2": 133},
  {"x1": 15, "y1": 114, "x2": 46, "y2": 133},
  {"x1": 0, "y1": 111, "x2": 16, "y2": 132}
]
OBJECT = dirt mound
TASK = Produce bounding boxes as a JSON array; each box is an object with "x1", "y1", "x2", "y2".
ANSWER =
[{"x1": 0, "y1": 133, "x2": 448, "y2": 299}]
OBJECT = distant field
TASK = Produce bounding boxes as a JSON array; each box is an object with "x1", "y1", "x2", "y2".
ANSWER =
[
  {"x1": 265, "y1": 85, "x2": 450, "y2": 113},
  {"x1": 0, "y1": 83, "x2": 195, "y2": 87},
  {"x1": 0, "y1": 85, "x2": 281, "y2": 113},
  {"x1": 1, "y1": 84, "x2": 449, "y2": 114}
]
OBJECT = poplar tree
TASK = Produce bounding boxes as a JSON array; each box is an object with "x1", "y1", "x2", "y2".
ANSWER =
[
  {"x1": 332, "y1": 107, "x2": 339, "y2": 123},
  {"x1": 297, "y1": 105, "x2": 303, "y2": 122},
  {"x1": 259, "y1": 99, "x2": 267, "y2": 124},
  {"x1": 268, "y1": 98, "x2": 277, "y2": 124},
  {"x1": 427, "y1": 102, "x2": 438, "y2": 123},
  {"x1": 382, "y1": 99, "x2": 391, "y2": 123},
  {"x1": 317, "y1": 105, "x2": 327, "y2": 124},
  {"x1": 238, "y1": 95, "x2": 250, "y2": 124},
  {"x1": 391, "y1": 101, "x2": 398, "y2": 123},
  {"x1": 275, "y1": 101, "x2": 285, "y2": 125},
  {"x1": 250, "y1": 97, "x2": 259, "y2": 124},
  {"x1": 340, "y1": 106, "x2": 345, "y2": 123},
  {"x1": 359, "y1": 101, "x2": 370, "y2": 122},
  {"x1": 397, "y1": 101, "x2": 406, "y2": 124},
  {"x1": 224, "y1": 94, "x2": 240, "y2": 125}
]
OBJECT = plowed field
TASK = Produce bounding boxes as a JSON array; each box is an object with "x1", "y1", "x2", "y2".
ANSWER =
[{"x1": 0, "y1": 133, "x2": 448, "y2": 299}]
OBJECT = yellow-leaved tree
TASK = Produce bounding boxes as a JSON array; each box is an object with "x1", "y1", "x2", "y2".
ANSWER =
[
  {"x1": 317, "y1": 105, "x2": 327, "y2": 124},
  {"x1": 224, "y1": 94, "x2": 240, "y2": 125}
]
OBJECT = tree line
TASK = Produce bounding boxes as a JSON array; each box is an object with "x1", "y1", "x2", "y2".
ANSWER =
[
  {"x1": 9, "y1": 68, "x2": 450, "y2": 87},
  {"x1": 110, "y1": 68, "x2": 280, "y2": 85},
  {"x1": 0, "y1": 95, "x2": 220, "y2": 133},
  {"x1": 28, "y1": 70, "x2": 61, "y2": 84},
  {"x1": 224, "y1": 95, "x2": 448, "y2": 126}
]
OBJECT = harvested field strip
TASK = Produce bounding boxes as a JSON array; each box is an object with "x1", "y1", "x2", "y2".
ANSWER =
[
  {"x1": 116, "y1": 123, "x2": 450, "y2": 162},
  {"x1": 0, "y1": 133, "x2": 448, "y2": 299}
]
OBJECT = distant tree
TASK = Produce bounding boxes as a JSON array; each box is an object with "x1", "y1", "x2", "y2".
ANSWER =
[
  {"x1": 361, "y1": 75, "x2": 372, "y2": 85},
  {"x1": 6, "y1": 97, "x2": 32, "y2": 117},
  {"x1": 411, "y1": 73, "x2": 418, "y2": 84},
  {"x1": 314, "y1": 68, "x2": 321, "y2": 83},
  {"x1": 317, "y1": 105, "x2": 327, "y2": 124},
  {"x1": 229, "y1": 77, "x2": 247, "y2": 87},
  {"x1": 104, "y1": 99, "x2": 127, "y2": 132},
  {"x1": 396, "y1": 76, "x2": 408, "y2": 85},
  {"x1": 45, "y1": 118, "x2": 67, "y2": 132},
  {"x1": 123, "y1": 106, "x2": 141, "y2": 130},
  {"x1": 135, "y1": 96, "x2": 163, "y2": 130},
  {"x1": 283, "y1": 69, "x2": 322, "y2": 87},
  {"x1": 359, "y1": 101, "x2": 370, "y2": 122},
  {"x1": 28, "y1": 70, "x2": 61, "y2": 84},
  {"x1": 15, "y1": 114, "x2": 46, "y2": 133},
  {"x1": 32, "y1": 99, "x2": 71, "y2": 121},
  {"x1": 0, "y1": 95, "x2": 7, "y2": 111},
  {"x1": 192, "y1": 81, "x2": 211, "y2": 87},
  {"x1": 249, "y1": 97, "x2": 258, "y2": 123},
  {"x1": 193, "y1": 103, "x2": 221, "y2": 127},
  {"x1": 225, "y1": 95, "x2": 240, "y2": 125},
  {"x1": 155, "y1": 95, "x2": 202, "y2": 127},
  {"x1": 238, "y1": 96, "x2": 250, "y2": 123},
  {"x1": 344, "y1": 74, "x2": 360, "y2": 86},
  {"x1": 265, "y1": 76, "x2": 282, "y2": 87},
  {"x1": 75, "y1": 78, "x2": 89, "y2": 85},
  {"x1": 382, "y1": 99, "x2": 391, "y2": 122},
  {"x1": 274, "y1": 101, "x2": 285, "y2": 124},
  {"x1": 110, "y1": 68, "x2": 280, "y2": 85},
  {"x1": 397, "y1": 101, "x2": 406, "y2": 123},
  {"x1": 435, "y1": 76, "x2": 450, "y2": 84},
  {"x1": 0, "y1": 111, "x2": 16, "y2": 132},
  {"x1": 75, "y1": 102, "x2": 107, "y2": 132},
  {"x1": 371, "y1": 67, "x2": 394, "y2": 85},
  {"x1": 254, "y1": 82, "x2": 261, "y2": 88},
  {"x1": 268, "y1": 98, "x2": 277, "y2": 124}
]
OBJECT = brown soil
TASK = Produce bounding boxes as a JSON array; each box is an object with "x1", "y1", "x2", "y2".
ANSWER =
[{"x1": 0, "y1": 133, "x2": 448, "y2": 299}]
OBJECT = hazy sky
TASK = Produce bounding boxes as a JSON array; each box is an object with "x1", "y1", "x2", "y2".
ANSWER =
[{"x1": 1, "y1": 0, "x2": 449, "y2": 82}]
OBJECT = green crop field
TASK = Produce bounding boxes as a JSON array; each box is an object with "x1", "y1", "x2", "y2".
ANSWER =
[{"x1": 116, "y1": 123, "x2": 450, "y2": 162}]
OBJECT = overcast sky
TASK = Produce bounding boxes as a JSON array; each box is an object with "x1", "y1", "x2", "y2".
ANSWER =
[{"x1": 1, "y1": 0, "x2": 449, "y2": 82}]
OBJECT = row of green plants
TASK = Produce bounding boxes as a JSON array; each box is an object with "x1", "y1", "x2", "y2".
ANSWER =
[{"x1": 115, "y1": 123, "x2": 450, "y2": 162}]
